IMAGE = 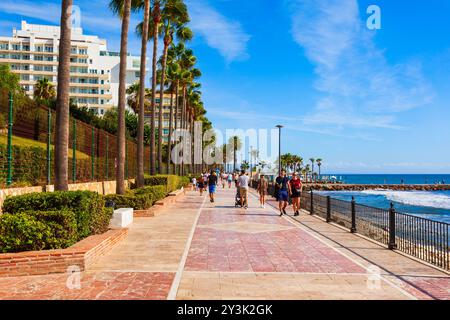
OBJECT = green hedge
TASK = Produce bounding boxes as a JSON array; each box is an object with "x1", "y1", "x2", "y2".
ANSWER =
[
  {"x1": 104, "y1": 192, "x2": 153, "y2": 210},
  {"x1": 104, "y1": 185, "x2": 168, "y2": 210},
  {"x1": 2, "y1": 191, "x2": 109, "y2": 239},
  {"x1": 134, "y1": 185, "x2": 167, "y2": 203},
  {"x1": 20, "y1": 209, "x2": 78, "y2": 249},
  {"x1": 0, "y1": 213, "x2": 53, "y2": 253},
  {"x1": 142, "y1": 175, "x2": 189, "y2": 193}
]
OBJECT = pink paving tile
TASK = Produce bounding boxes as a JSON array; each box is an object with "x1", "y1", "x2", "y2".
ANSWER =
[
  {"x1": 0, "y1": 272, "x2": 175, "y2": 300},
  {"x1": 400, "y1": 276, "x2": 450, "y2": 300},
  {"x1": 185, "y1": 209, "x2": 366, "y2": 274}
]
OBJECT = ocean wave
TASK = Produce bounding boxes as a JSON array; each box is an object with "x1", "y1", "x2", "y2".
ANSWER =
[{"x1": 361, "y1": 190, "x2": 450, "y2": 209}]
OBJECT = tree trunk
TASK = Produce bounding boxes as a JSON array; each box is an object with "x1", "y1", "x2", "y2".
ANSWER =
[
  {"x1": 136, "y1": 0, "x2": 150, "y2": 188},
  {"x1": 174, "y1": 81, "x2": 179, "y2": 175},
  {"x1": 115, "y1": 0, "x2": 131, "y2": 195},
  {"x1": 167, "y1": 86, "x2": 174, "y2": 174},
  {"x1": 54, "y1": 0, "x2": 73, "y2": 191},
  {"x1": 180, "y1": 86, "x2": 186, "y2": 176},
  {"x1": 158, "y1": 33, "x2": 169, "y2": 175},
  {"x1": 150, "y1": 1, "x2": 160, "y2": 176}
]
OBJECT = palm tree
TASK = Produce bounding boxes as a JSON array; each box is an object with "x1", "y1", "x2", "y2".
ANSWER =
[
  {"x1": 241, "y1": 160, "x2": 250, "y2": 171},
  {"x1": 34, "y1": 78, "x2": 56, "y2": 101},
  {"x1": 54, "y1": 0, "x2": 73, "y2": 191},
  {"x1": 228, "y1": 136, "x2": 242, "y2": 172},
  {"x1": 110, "y1": 0, "x2": 132, "y2": 194},
  {"x1": 309, "y1": 158, "x2": 315, "y2": 182},
  {"x1": 135, "y1": 0, "x2": 150, "y2": 188},
  {"x1": 292, "y1": 155, "x2": 303, "y2": 174},
  {"x1": 157, "y1": 0, "x2": 191, "y2": 174},
  {"x1": 165, "y1": 61, "x2": 180, "y2": 174},
  {"x1": 304, "y1": 164, "x2": 311, "y2": 182},
  {"x1": 316, "y1": 158, "x2": 323, "y2": 181},
  {"x1": 148, "y1": 0, "x2": 162, "y2": 175},
  {"x1": 126, "y1": 82, "x2": 151, "y2": 113},
  {"x1": 136, "y1": 0, "x2": 150, "y2": 188}
]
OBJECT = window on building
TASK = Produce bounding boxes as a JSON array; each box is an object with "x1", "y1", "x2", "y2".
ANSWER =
[
  {"x1": 0, "y1": 43, "x2": 9, "y2": 50},
  {"x1": 135, "y1": 71, "x2": 140, "y2": 78},
  {"x1": 12, "y1": 44, "x2": 20, "y2": 51}
]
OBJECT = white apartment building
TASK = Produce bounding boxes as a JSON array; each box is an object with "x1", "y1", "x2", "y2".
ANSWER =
[{"x1": 0, "y1": 21, "x2": 143, "y2": 115}]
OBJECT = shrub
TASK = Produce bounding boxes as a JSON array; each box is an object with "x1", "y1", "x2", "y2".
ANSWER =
[
  {"x1": 2, "y1": 191, "x2": 108, "y2": 239},
  {"x1": 0, "y1": 213, "x2": 52, "y2": 253},
  {"x1": 134, "y1": 185, "x2": 167, "y2": 204},
  {"x1": 104, "y1": 192, "x2": 153, "y2": 210},
  {"x1": 24, "y1": 209, "x2": 78, "y2": 249},
  {"x1": 142, "y1": 175, "x2": 188, "y2": 192}
]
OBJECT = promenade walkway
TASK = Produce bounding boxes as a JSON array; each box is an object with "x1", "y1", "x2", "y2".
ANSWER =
[{"x1": 0, "y1": 186, "x2": 449, "y2": 300}]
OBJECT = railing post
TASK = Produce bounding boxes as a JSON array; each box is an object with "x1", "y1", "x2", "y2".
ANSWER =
[
  {"x1": 91, "y1": 126, "x2": 95, "y2": 181},
  {"x1": 388, "y1": 202, "x2": 397, "y2": 250},
  {"x1": 105, "y1": 134, "x2": 109, "y2": 181},
  {"x1": 6, "y1": 92, "x2": 13, "y2": 187},
  {"x1": 326, "y1": 195, "x2": 331, "y2": 223},
  {"x1": 310, "y1": 187, "x2": 314, "y2": 215},
  {"x1": 72, "y1": 118, "x2": 76, "y2": 183},
  {"x1": 351, "y1": 196, "x2": 357, "y2": 233},
  {"x1": 46, "y1": 108, "x2": 51, "y2": 186}
]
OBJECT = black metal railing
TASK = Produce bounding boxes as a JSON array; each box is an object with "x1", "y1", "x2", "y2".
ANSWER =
[{"x1": 261, "y1": 183, "x2": 450, "y2": 271}]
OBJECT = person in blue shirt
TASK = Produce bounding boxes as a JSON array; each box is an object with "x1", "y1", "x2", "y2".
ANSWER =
[{"x1": 275, "y1": 169, "x2": 291, "y2": 216}]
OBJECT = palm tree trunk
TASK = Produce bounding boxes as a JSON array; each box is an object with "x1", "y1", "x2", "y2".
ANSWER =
[
  {"x1": 115, "y1": 0, "x2": 131, "y2": 195},
  {"x1": 136, "y1": 0, "x2": 150, "y2": 188},
  {"x1": 54, "y1": 0, "x2": 73, "y2": 191},
  {"x1": 150, "y1": 1, "x2": 160, "y2": 176},
  {"x1": 167, "y1": 86, "x2": 174, "y2": 174},
  {"x1": 180, "y1": 85, "x2": 186, "y2": 176},
  {"x1": 191, "y1": 109, "x2": 196, "y2": 174},
  {"x1": 158, "y1": 32, "x2": 169, "y2": 175},
  {"x1": 174, "y1": 81, "x2": 179, "y2": 175}
]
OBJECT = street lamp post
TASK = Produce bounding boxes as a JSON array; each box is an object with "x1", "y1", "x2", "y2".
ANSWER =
[{"x1": 276, "y1": 125, "x2": 283, "y2": 176}]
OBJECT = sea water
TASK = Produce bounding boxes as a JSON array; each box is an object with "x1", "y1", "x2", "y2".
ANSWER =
[{"x1": 318, "y1": 189, "x2": 450, "y2": 224}]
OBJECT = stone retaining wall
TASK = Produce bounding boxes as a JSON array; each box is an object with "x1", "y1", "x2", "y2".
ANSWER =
[{"x1": 0, "y1": 228, "x2": 128, "y2": 277}]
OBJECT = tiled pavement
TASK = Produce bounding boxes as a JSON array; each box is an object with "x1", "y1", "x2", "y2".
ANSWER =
[{"x1": 0, "y1": 186, "x2": 449, "y2": 300}]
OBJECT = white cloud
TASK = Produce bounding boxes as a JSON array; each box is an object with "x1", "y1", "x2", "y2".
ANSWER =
[
  {"x1": 287, "y1": 0, "x2": 434, "y2": 131},
  {"x1": 186, "y1": 0, "x2": 250, "y2": 63}
]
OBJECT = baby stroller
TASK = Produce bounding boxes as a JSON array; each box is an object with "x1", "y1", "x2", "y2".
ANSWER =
[{"x1": 235, "y1": 187, "x2": 242, "y2": 207}]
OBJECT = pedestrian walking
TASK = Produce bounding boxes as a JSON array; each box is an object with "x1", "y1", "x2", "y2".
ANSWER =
[
  {"x1": 227, "y1": 173, "x2": 233, "y2": 188},
  {"x1": 237, "y1": 170, "x2": 250, "y2": 209},
  {"x1": 208, "y1": 170, "x2": 218, "y2": 203},
  {"x1": 192, "y1": 177, "x2": 197, "y2": 191},
  {"x1": 276, "y1": 169, "x2": 291, "y2": 216},
  {"x1": 257, "y1": 174, "x2": 268, "y2": 208},
  {"x1": 289, "y1": 172, "x2": 302, "y2": 216},
  {"x1": 197, "y1": 177, "x2": 204, "y2": 196}
]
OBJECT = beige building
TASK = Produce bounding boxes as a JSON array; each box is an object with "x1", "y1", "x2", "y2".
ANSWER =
[{"x1": 0, "y1": 21, "x2": 143, "y2": 115}]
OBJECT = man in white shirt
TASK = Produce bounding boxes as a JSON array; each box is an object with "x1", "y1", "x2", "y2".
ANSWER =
[{"x1": 237, "y1": 170, "x2": 250, "y2": 209}]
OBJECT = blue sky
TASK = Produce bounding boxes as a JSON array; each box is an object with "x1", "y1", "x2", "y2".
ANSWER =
[{"x1": 0, "y1": 0, "x2": 449, "y2": 174}]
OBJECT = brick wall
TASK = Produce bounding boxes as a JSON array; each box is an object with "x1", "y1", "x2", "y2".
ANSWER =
[{"x1": 0, "y1": 229, "x2": 128, "y2": 277}]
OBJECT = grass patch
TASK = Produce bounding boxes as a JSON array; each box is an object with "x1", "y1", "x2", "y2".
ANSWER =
[{"x1": 0, "y1": 134, "x2": 89, "y2": 159}]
